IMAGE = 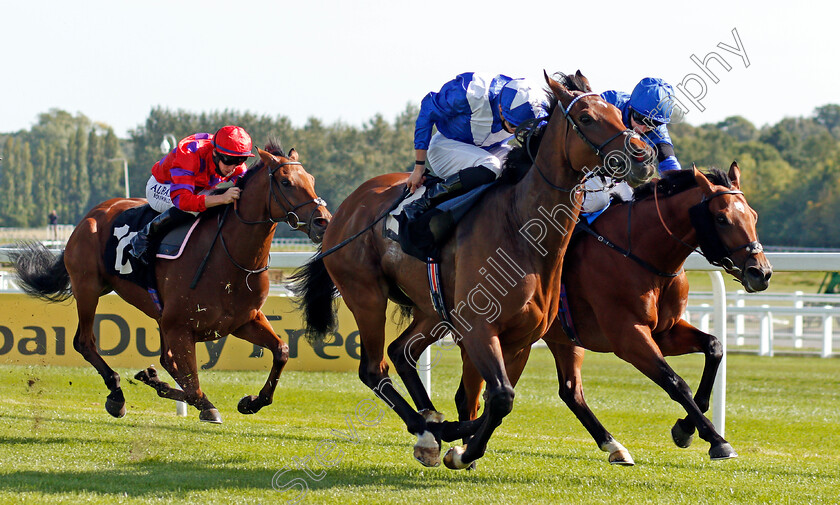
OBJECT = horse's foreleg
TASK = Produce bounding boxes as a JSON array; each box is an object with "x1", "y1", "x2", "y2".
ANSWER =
[
  {"x1": 544, "y1": 336, "x2": 633, "y2": 465},
  {"x1": 71, "y1": 290, "x2": 125, "y2": 418},
  {"x1": 444, "y1": 333, "x2": 514, "y2": 470},
  {"x1": 157, "y1": 331, "x2": 221, "y2": 423},
  {"x1": 387, "y1": 316, "x2": 442, "y2": 420},
  {"x1": 657, "y1": 318, "x2": 723, "y2": 449},
  {"x1": 612, "y1": 327, "x2": 735, "y2": 461},
  {"x1": 231, "y1": 312, "x2": 289, "y2": 414}
]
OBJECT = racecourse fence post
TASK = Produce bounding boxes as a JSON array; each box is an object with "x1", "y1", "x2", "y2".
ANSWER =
[
  {"x1": 710, "y1": 271, "x2": 727, "y2": 437},
  {"x1": 822, "y1": 309, "x2": 833, "y2": 358},
  {"x1": 735, "y1": 290, "x2": 745, "y2": 346},
  {"x1": 419, "y1": 346, "x2": 432, "y2": 397},
  {"x1": 699, "y1": 304, "x2": 711, "y2": 334},
  {"x1": 794, "y1": 291, "x2": 804, "y2": 349},
  {"x1": 759, "y1": 305, "x2": 773, "y2": 357}
]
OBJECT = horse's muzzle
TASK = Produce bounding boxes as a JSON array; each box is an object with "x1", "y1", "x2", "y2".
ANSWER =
[
  {"x1": 741, "y1": 260, "x2": 772, "y2": 293},
  {"x1": 308, "y1": 210, "x2": 331, "y2": 244}
]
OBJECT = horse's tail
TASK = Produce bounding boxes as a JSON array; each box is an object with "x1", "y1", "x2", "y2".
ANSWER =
[
  {"x1": 10, "y1": 241, "x2": 73, "y2": 303},
  {"x1": 288, "y1": 252, "x2": 339, "y2": 343}
]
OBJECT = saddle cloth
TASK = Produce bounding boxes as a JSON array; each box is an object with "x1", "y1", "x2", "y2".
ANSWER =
[
  {"x1": 385, "y1": 179, "x2": 496, "y2": 261},
  {"x1": 104, "y1": 204, "x2": 199, "y2": 288}
]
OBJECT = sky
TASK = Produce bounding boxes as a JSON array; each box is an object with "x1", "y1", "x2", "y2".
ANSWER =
[{"x1": 1, "y1": 0, "x2": 837, "y2": 138}]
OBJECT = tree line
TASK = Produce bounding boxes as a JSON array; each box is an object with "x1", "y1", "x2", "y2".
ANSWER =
[{"x1": 1, "y1": 104, "x2": 839, "y2": 246}]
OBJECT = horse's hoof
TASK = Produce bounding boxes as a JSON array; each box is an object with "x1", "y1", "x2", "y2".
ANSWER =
[
  {"x1": 199, "y1": 408, "x2": 223, "y2": 424},
  {"x1": 413, "y1": 431, "x2": 440, "y2": 467},
  {"x1": 418, "y1": 409, "x2": 445, "y2": 423},
  {"x1": 671, "y1": 420, "x2": 695, "y2": 448},
  {"x1": 608, "y1": 449, "x2": 635, "y2": 466},
  {"x1": 443, "y1": 445, "x2": 470, "y2": 470},
  {"x1": 105, "y1": 390, "x2": 126, "y2": 418},
  {"x1": 237, "y1": 395, "x2": 262, "y2": 415},
  {"x1": 134, "y1": 367, "x2": 157, "y2": 383},
  {"x1": 709, "y1": 442, "x2": 738, "y2": 460}
]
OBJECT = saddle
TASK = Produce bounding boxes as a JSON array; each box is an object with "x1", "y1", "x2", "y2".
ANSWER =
[
  {"x1": 386, "y1": 177, "x2": 497, "y2": 262},
  {"x1": 104, "y1": 204, "x2": 200, "y2": 288}
]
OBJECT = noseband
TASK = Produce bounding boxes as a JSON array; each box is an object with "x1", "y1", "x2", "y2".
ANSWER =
[{"x1": 655, "y1": 184, "x2": 763, "y2": 274}]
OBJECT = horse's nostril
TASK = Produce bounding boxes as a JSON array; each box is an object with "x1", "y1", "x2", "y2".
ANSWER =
[{"x1": 314, "y1": 218, "x2": 329, "y2": 228}]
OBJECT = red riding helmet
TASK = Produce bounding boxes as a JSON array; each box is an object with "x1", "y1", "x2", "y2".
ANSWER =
[{"x1": 212, "y1": 125, "x2": 255, "y2": 157}]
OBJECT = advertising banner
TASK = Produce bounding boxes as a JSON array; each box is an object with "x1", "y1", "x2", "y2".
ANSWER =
[{"x1": 0, "y1": 293, "x2": 402, "y2": 372}]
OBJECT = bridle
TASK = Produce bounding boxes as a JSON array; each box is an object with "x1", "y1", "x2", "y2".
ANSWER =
[
  {"x1": 210, "y1": 159, "x2": 327, "y2": 290},
  {"x1": 518, "y1": 91, "x2": 640, "y2": 192},
  {"x1": 234, "y1": 160, "x2": 327, "y2": 232},
  {"x1": 654, "y1": 182, "x2": 764, "y2": 275}
]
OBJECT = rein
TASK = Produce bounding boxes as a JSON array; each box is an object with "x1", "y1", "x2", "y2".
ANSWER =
[
  {"x1": 576, "y1": 201, "x2": 680, "y2": 278},
  {"x1": 518, "y1": 91, "x2": 637, "y2": 193},
  {"x1": 654, "y1": 182, "x2": 764, "y2": 274},
  {"x1": 192, "y1": 159, "x2": 327, "y2": 290}
]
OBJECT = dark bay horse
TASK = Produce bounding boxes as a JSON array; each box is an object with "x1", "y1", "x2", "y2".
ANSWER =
[
  {"x1": 293, "y1": 71, "x2": 657, "y2": 469},
  {"x1": 452, "y1": 162, "x2": 772, "y2": 464},
  {"x1": 12, "y1": 146, "x2": 330, "y2": 423}
]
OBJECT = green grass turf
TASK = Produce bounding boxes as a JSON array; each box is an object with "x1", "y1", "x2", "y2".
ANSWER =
[{"x1": 0, "y1": 349, "x2": 838, "y2": 504}]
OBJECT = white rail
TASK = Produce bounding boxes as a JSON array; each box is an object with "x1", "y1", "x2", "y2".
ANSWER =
[{"x1": 3, "y1": 249, "x2": 840, "y2": 435}]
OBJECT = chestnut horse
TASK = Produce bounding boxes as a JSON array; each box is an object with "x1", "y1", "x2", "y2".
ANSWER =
[
  {"x1": 11, "y1": 145, "x2": 330, "y2": 423},
  {"x1": 449, "y1": 162, "x2": 772, "y2": 464},
  {"x1": 293, "y1": 71, "x2": 657, "y2": 469}
]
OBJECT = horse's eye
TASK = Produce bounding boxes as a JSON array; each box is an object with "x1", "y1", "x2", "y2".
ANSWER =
[
  {"x1": 715, "y1": 214, "x2": 729, "y2": 225},
  {"x1": 579, "y1": 114, "x2": 592, "y2": 125},
  {"x1": 281, "y1": 179, "x2": 291, "y2": 187}
]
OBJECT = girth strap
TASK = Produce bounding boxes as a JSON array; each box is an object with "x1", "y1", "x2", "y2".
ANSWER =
[{"x1": 426, "y1": 258, "x2": 452, "y2": 324}]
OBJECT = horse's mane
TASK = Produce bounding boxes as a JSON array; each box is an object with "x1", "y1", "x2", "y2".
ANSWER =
[
  {"x1": 236, "y1": 138, "x2": 287, "y2": 188},
  {"x1": 499, "y1": 72, "x2": 593, "y2": 186},
  {"x1": 630, "y1": 168, "x2": 732, "y2": 201}
]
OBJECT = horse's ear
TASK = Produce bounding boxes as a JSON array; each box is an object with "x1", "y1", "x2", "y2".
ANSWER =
[
  {"x1": 258, "y1": 148, "x2": 277, "y2": 165},
  {"x1": 574, "y1": 70, "x2": 592, "y2": 92},
  {"x1": 544, "y1": 70, "x2": 572, "y2": 103},
  {"x1": 289, "y1": 148, "x2": 299, "y2": 161},
  {"x1": 693, "y1": 165, "x2": 715, "y2": 194},
  {"x1": 728, "y1": 160, "x2": 742, "y2": 190}
]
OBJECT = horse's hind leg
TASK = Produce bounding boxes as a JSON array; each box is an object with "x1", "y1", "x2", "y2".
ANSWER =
[
  {"x1": 657, "y1": 318, "x2": 723, "y2": 449},
  {"x1": 345, "y1": 290, "x2": 439, "y2": 466},
  {"x1": 231, "y1": 311, "x2": 289, "y2": 414},
  {"x1": 72, "y1": 289, "x2": 126, "y2": 418},
  {"x1": 544, "y1": 338, "x2": 633, "y2": 465},
  {"x1": 387, "y1": 315, "x2": 444, "y2": 420}
]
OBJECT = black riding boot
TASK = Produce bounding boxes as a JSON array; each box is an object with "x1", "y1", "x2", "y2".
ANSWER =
[
  {"x1": 403, "y1": 166, "x2": 496, "y2": 222},
  {"x1": 129, "y1": 207, "x2": 193, "y2": 265}
]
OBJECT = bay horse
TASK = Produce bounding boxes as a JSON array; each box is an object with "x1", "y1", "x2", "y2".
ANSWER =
[
  {"x1": 293, "y1": 71, "x2": 657, "y2": 469},
  {"x1": 11, "y1": 145, "x2": 330, "y2": 423},
  {"x1": 449, "y1": 162, "x2": 772, "y2": 464}
]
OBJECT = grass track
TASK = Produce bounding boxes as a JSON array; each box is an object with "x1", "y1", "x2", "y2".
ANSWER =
[{"x1": 1, "y1": 349, "x2": 838, "y2": 504}]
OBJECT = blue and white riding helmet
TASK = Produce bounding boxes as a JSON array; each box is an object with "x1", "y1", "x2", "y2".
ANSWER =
[{"x1": 499, "y1": 79, "x2": 545, "y2": 127}]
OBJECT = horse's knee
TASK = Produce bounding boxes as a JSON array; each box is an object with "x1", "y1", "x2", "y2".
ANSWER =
[
  {"x1": 485, "y1": 385, "x2": 515, "y2": 418},
  {"x1": 277, "y1": 343, "x2": 290, "y2": 363},
  {"x1": 707, "y1": 337, "x2": 723, "y2": 361}
]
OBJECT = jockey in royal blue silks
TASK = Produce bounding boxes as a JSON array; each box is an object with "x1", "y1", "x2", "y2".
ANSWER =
[
  {"x1": 403, "y1": 72, "x2": 545, "y2": 221},
  {"x1": 581, "y1": 77, "x2": 684, "y2": 220}
]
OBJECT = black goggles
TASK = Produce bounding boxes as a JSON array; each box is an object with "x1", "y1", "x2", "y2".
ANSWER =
[
  {"x1": 216, "y1": 151, "x2": 248, "y2": 166},
  {"x1": 631, "y1": 109, "x2": 663, "y2": 129}
]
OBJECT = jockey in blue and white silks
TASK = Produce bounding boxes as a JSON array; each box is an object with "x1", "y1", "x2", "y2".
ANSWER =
[
  {"x1": 404, "y1": 72, "x2": 544, "y2": 221},
  {"x1": 581, "y1": 77, "x2": 683, "y2": 218}
]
